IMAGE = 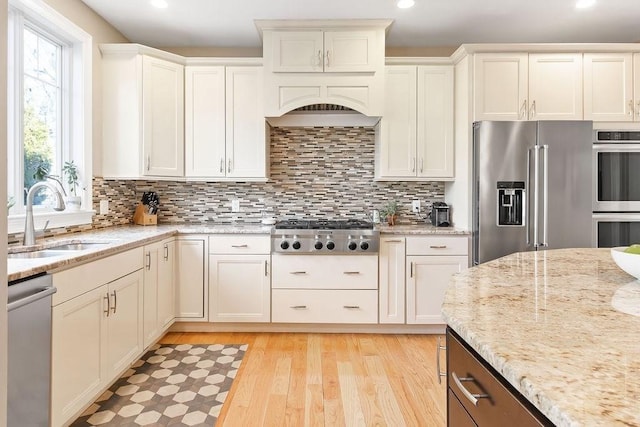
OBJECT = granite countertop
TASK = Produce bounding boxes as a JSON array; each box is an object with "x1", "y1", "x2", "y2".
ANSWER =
[
  {"x1": 376, "y1": 224, "x2": 469, "y2": 235},
  {"x1": 442, "y1": 248, "x2": 640, "y2": 427},
  {"x1": 7, "y1": 223, "x2": 273, "y2": 282}
]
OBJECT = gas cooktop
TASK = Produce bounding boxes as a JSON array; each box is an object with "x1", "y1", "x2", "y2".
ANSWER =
[{"x1": 274, "y1": 218, "x2": 374, "y2": 230}]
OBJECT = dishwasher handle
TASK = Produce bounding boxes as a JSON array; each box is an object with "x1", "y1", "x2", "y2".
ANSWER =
[{"x1": 7, "y1": 286, "x2": 57, "y2": 312}]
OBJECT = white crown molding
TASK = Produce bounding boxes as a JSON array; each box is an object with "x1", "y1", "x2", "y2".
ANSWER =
[
  {"x1": 254, "y1": 19, "x2": 394, "y2": 38},
  {"x1": 385, "y1": 57, "x2": 453, "y2": 66},
  {"x1": 185, "y1": 57, "x2": 263, "y2": 66},
  {"x1": 99, "y1": 43, "x2": 187, "y2": 64}
]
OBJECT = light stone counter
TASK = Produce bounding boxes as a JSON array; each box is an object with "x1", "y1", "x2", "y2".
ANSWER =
[
  {"x1": 7, "y1": 223, "x2": 273, "y2": 282},
  {"x1": 442, "y1": 248, "x2": 640, "y2": 427},
  {"x1": 377, "y1": 224, "x2": 470, "y2": 235}
]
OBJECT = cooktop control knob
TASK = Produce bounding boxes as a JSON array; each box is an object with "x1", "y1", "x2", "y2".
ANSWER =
[
  {"x1": 360, "y1": 241, "x2": 369, "y2": 250},
  {"x1": 292, "y1": 241, "x2": 301, "y2": 250},
  {"x1": 348, "y1": 241, "x2": 358, "y2": 251},
  {"x1": 314, "y1": 241, "x2": 323, "y2": 250},
  {"x1": 326, "y1": 241, "x2": 335, "y2": 250},
  {"x1": 280, "y1": 241, "x2": 289, "y2": 250}
]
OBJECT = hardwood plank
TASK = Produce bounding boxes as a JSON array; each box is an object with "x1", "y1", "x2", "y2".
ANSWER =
[{"x1": 158, "y1": 332, "x2": 447, "y2": 427}]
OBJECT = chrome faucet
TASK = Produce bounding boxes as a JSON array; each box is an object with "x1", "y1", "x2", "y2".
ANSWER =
[{"x1": 23, "y1": 181, "x2": 66, "y2": 246}]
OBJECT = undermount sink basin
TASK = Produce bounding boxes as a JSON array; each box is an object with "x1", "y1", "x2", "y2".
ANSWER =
[
  {"x1": 48, "y1": 242, "x2": 110, "y2": 251},
  {"x1": 8, "y1": 250, "x2": 72, "y2": 259}
]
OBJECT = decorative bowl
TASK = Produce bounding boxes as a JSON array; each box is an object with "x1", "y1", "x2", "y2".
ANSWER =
[{"x1": 611, "y1": 247, "x2": 640, "y2": 280}]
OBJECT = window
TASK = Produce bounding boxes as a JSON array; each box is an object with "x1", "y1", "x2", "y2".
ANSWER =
[{"x1": 7, "y1": 0, "x2": 92, "y2": 234}]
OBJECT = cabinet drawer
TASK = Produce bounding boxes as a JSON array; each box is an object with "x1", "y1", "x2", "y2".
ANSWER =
[
  {"x1": 406, "y1": 236, "x2": 468, "y2": 256},
  {"x1": 52, "y1": 247, "x2": 144, "y2": 306},
  {"x1": 272, "y1": 289, "x2": 378, "y2": 323},
  {"x1": 272, "y1": 255, "x2": 378, "y2": 289},
  {"x1": 209, "y1": 234, "x2": 270, "y2": 254},
  {"x1": 447, "y1": 330, "x2": 549, "y2": 427}
]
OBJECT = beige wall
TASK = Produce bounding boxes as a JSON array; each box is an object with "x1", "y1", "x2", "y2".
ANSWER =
[
  {"x1": 43, "y1": 0, "x2": 128, "y2": 176},
  {"x1": 161, "y1": 46, "x2": 262, "y2": 57},
  {"x1": 386, "y1": 46, "x2": 457, "y2": 57}
]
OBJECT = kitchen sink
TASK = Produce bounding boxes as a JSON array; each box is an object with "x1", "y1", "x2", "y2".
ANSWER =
[{"x1": 48, "y1": 242, "x2": 110, "y2": 251}]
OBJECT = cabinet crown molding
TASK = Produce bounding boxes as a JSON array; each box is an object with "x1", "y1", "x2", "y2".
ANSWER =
[
  {"x1": 254, "y1": 19, "x2": 393, "y2": 38},
  {"x1": 452, "y1": 43, "x2": 640, "y2": 63}
]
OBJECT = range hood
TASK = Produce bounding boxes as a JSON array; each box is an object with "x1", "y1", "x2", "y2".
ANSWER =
[{"x1": 266, "y1": 104, "x2": 381, "y2": 127}]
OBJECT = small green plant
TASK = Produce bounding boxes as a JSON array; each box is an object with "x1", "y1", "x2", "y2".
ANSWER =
[
  {"x1": 62, "y1": 161, "x2": 80, "y2": 196},
  {"x1": 380, "y1": 201, "x2": 400, "y2": 225}
]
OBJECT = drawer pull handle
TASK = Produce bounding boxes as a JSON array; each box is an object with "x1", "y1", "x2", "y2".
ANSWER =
[
  {"x1": 343, "y1": 271, "x2": 360, "y2": 275},
  {"x1": 436, "y1": 336, "x2": 447, "y2": 384},
  {"x1": 385, "y1": 239, "x2": 403, "y2": 243},
  {"x1": 231, "y1": 244, "x2": 248, "y2": 248},
  {"x1": 451, "y1": 372, "x2": 490, "y2": 406},
  {"x1": 290, "y1": 271, "x2": 307, "y2": 275},
  {"x1": 430, "y1": 245, "x2": 447, "y2": 249},
  {"x1": 111, "y1": 290, "x2": 117, "y2": 314},
  {"x1": 343, "y1": 305, "x2": 360, "y2": 309},
  {"x1": 290, "y1": 305, "x2": 307, "y2": 309}
]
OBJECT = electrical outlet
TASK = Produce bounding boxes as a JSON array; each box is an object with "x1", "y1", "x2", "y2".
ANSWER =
[
  {"x1": 99, "y1": 200, "x2": 109, "y2": 215},
  {"x1": 231, "y1": 199, "x2": 240, "y2": 212},
  {"x1": 412, "y1": 199, "x2": 421, "y2": 213}
]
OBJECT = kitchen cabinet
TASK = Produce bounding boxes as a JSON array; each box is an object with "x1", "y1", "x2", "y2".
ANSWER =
[
  {"x1": 474, "y1": 53, "x2": 582, "y2": 120},
  {"x1": 583, "y1": 53, "x2": 640, "y2": 121},
  {"x1": 101, "y1": 45, "x2": 184, "y2": 178},
  {"x1": 209, "y1": 235, "x2": 271, "y2": 322},
  {"x1": 51, "y1": 248, "x2": 144, "y2": 427},
  {"x1": 184, "y1": 65, "x2": 267, "y2": 179},
  {"x1": 377, "y1": 65, "x2": 454, "y2": 180},
  {"x1": 143, "y1": 237, "x2": 175, "y2": 349},
  {"x1": 406, "y1": 236, "x2": 468, "y2": 325},
  {"x1": 271, "y1": 30, "x2": 377, "y2": 73},
  {"x1": 446, "y1": 328, "x2": 550, "y2": 426},
  {"x1": 176, "y1": 236, "x2": 207, "y2": 320},
  {"x1": 378, "y1": 237, "x2": 406, "y2": 324}
]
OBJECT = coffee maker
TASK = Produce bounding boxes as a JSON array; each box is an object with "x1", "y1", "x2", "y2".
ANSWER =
[{"x1": 429, "y1": 202, "x2": 451, "y2": 227}]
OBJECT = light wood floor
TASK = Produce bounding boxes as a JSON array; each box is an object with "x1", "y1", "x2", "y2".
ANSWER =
[{"x1": 159, "y1": 332, "x2": 447, "y2": 426}]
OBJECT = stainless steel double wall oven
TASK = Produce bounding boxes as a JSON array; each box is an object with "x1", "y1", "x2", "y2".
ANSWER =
[{"x1": 592, "y1": 130, "x2": 640, "y2": 247}]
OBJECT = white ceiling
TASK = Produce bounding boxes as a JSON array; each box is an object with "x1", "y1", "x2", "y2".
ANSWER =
[{"x1": 80, "y1": 0, "x2": 640, "y2": 49}]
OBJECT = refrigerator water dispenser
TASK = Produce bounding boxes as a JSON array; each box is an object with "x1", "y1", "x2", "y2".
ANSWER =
[{"x1": 497, "y1": 182, "x2": 525, "y2": 226}]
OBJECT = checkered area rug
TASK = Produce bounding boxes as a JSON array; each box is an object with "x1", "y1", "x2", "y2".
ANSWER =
[{"x1": 71, "y1": 343, "x2": 247, "y2": 426}]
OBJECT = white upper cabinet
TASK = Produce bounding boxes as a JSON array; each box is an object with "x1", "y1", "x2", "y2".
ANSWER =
[
  {"x1": 184, "y1": 65, "x2": 267, "y2": 180},
  {"x1": 101, "y1": 46, "x2": 184, "y2": 179},
  {"x1": 377, "y1": 65, "x2": 454, "y2": 180},
  {"x1": 271, "y1": 30, "x2": 377, "y2": 73},
  {"x1": 583, "y1": 53, "x2": 636, "y2": 121},
  {"x1": 635, "y1": 53, "x2": 640, "y2": 120},
  {"x1": 474, "y1": 53, "x2": 582, "y2": 121}
]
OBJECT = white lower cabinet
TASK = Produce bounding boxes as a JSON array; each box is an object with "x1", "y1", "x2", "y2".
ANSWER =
[
  {"x1": 143, "y1": 237, "x2": 175, "y2": 349},
  {"x1": 51, "y1": 248, "x2": 144, "y2": 427},
  {"x1": 272, "y1": 289, "x2": 378, "y2": 323},
  {"x1": 208, "y1": 235, "x2": 271, "y2": 322},
  {"x1": 176, "y1": 236, "x2": 207, "y2": 320}
]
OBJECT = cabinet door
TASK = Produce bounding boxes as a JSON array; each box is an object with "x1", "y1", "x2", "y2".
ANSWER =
[
  {"x1": 225, "y1": 66, "x2": 267, "y2": 178},
  {"x1": 584, "y1": 53, "x2": 634, "y2": 121},
  {"x1": 51, "y1": 286, "x2": 108, "y2": 427},
  {"x1": 209, "y1": 254, "x2": 270, "y2": 322},
  {"x1": 474, "y1": 53, "x2": 528, "y2": 121},
  {"x1": 143, "y1": 242, "x2": 160, "y2": 348},
  {"x1": 271, "y1": 31, "x2": 323, "y2": 72},
  {"x1": 379, "y1": 237, "x2": 406, "y2": 324},
  {"x1": 634, "y1": 53, "x2": 640, "y2": 121},
  {"x1": 176, "y1": 238, "x2": 206, "y2": 319},
  {"x1": 185, "y1": 66, "x2": 226, "y2": 177},
  {"x1": 528, "y1": 54, "x2": 583, "y2": 120},
  {"x1": 142, "y1": 56, "x2": 185, "y2": 176},
  {"x1": 378, "y1": 66, "x2": 417, "y2": 178},
  {"x1": 158, "y1": 239, "x2": 176, "y2": 330},
  {"x1": 324, "y1": 30, "x2": 377, "y2": 72},
  {"x1": 106, "y1": 270, "x2": 144, "y2": 379},
  {"x1": 417, "y1": 65, "x2": 454, "y2": 178},
  {"x1": 406, "y1": 256, "x2": 467, "y2": 324}
]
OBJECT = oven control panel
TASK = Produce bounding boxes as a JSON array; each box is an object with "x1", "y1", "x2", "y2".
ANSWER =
[{"x1": 272, "y1": 230, "x2": 379, "y2": 254}]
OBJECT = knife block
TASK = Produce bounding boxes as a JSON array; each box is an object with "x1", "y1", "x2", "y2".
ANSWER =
[{"x1": 133, "y1": 204, "x2": 157, "y2": 226}]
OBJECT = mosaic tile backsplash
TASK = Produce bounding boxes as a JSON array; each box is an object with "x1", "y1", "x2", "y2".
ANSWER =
[{"x1": 9, "y1": 126, "x2": 445, "y2": 242}]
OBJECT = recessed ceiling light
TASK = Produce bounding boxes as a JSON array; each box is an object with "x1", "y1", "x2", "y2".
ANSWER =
[
  {"x1": 397, "y1": 0, "x2": 415, "y2": 9},
  {"x1": 150, "y1": 0, "x2": 168, "y2": 8},
  {"x1": 575, "y1": 0, "x2": 596, "y2": 9}
]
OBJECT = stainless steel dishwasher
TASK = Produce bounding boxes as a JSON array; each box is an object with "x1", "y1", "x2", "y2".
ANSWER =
[{"x1": 7, "y1": 273, "x2": 56, "y2": 427}]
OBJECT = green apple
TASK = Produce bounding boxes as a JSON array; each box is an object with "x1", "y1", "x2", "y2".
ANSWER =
[{"x1": 624, "y1": 244, "x2": 640, "y2": 255}]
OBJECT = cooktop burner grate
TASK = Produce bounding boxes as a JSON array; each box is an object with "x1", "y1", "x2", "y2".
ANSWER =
[{"x1": 275, "y1": 219, "x2": 373, "y2": 230}]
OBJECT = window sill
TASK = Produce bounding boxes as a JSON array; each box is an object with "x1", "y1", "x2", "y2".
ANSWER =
[{"x1": 8, "y1": 210, "x2": 95, "y2": 235}]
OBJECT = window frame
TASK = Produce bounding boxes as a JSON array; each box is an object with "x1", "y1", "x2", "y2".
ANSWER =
[{"x1": 7, "y1": 0, "x2": 93, "y2": 235}]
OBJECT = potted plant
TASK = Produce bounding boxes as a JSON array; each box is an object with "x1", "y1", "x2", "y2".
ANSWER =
[
  {"x1": 62, "y1": 160, "x2": 82, "y2": 211},
  {"x1": 380, "y1": 201, "x2": 400, "y2": 226}
]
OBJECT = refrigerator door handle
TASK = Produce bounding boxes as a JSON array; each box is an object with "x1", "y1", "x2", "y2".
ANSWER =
[
  {"x1": 533, "y1": 146, "x2": 541, "y2": 248},
  {"x1": 541, "y1": 144, "x2": 549, "y2": 247}
]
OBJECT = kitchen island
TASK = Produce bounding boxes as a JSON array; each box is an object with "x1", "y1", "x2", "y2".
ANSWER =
[{"x1": 442, "y1": 248, "x2": 640, "y2": 426}]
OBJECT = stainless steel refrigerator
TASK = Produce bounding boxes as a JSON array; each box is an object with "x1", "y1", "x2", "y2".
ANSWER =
[{"x1": 472, "y1": 121, "x2": 593, "y2": 265}]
